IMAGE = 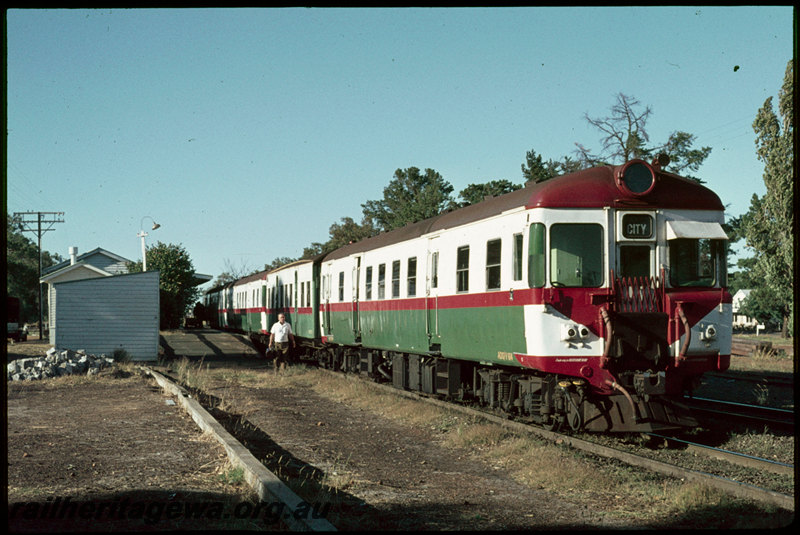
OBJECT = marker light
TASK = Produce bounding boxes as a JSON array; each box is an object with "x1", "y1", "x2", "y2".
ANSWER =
[{"x1": 616, "y1": 160, "x2": 657, "y2": 196}]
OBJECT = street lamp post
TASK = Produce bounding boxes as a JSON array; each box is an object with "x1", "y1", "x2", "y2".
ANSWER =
[{"x1": 138, "y1": 216, "x2": 161, "y2": 271}]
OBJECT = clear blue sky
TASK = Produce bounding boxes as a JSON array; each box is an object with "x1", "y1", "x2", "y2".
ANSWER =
[{"x1": 6, "y1": 7, "x2": 793, "y2": 286}]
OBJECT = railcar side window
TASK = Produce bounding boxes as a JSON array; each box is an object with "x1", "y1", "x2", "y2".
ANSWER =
[
  {"x1": 365, "y1": 266, "x2": 373, "y2": 300},
  {"x1": 550, "y1": 224, "x2": 603, "y2": 288},
  {"x1": 528, "y1": 223, "x2": 546, "y2": 288},
  {"x1": 486, "y1": 239, "x2": 501, "y2": 290},
  {"x1": 456, "y1": 246, "x2": 470, "y2": 292},
  {"x1": 407, "y1": 257, "x2": 417, "y2": 297},
  {"x1": 392, "y1": 260, "x2": 401, "y2": 298},
  {"x1": 513, "y1": 233, "x2": 523, "y2": 281},
  {"x1": 338, "y1": 272, "x2": 344, "y2": 302},
  {"x1": 378, "y1": 264, "x2": 386, "y2": 299},
  {"x1": 669, "y1": 238, "x2": 724, "y2": 287}
]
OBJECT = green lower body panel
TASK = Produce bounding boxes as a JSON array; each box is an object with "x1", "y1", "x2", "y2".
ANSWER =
[{"x1": 327, "y1": 304, "x2": 526, "y2": 365}]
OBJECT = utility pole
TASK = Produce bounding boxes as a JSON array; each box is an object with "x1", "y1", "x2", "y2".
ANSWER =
[{"x1": 12, "y1": 211, "x2": 65, "y2": 340}]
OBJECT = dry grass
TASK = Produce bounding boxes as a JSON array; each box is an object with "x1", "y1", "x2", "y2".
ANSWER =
[{"x1": 155, "y1": 361, "x2": 792, "y2": 527}]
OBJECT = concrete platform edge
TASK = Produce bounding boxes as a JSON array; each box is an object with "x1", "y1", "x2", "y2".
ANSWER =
[{"x1": 140, "y1": 366, "x2": 337, "y2": 532}]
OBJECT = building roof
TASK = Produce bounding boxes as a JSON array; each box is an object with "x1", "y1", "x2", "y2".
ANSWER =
[
  {"x1": 42, "y1": 247, "x2": 132, "y2": 276},
  {"x1": 40, "y1": 262, "x2": 113, "y2": 283}
]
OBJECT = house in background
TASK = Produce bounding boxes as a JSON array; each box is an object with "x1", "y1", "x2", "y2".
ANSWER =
[
  {"x1": 40, "y1": 247, "x2": 160, "y2": 361},
  {"x1": 731, "y1": 289, "x2": 764, "y2": 332}
]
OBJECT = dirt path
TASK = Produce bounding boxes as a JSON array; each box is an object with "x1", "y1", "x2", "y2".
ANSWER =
[{"x1": 7, "y1": 371, "x2": 262, "y2": 531}]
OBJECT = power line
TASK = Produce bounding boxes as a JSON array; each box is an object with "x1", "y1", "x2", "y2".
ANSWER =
[{"x1": 12, "y1": 211, "x2": 65, "y2": 340}]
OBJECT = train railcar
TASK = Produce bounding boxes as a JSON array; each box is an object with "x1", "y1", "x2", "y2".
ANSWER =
[
  {"x1": 311, "y1": 158, "x2": 731, "y2": 433},
  {"x1": 204, "y1": 258, "x2": 324, "y2": 350},
  {"x1": 261, "y1": 259, "x2": 322, "y2": 347}
]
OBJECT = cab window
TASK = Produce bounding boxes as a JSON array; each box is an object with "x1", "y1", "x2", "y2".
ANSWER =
[
  {"x1": 669, "y1": 238, "x2": 725, "y2": 287},
  {"x1": 550, "y1": 223, "x2": 603, "y2": 287}
]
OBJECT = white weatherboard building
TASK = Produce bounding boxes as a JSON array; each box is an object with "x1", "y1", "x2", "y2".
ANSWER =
[{"x1": 40, "y1": 247, "x2": 161, "y2": 361}]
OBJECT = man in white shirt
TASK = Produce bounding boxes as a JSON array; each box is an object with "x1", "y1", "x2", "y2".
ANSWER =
[{"x1": 268, "y1": 313, "x2": 295, "y2": 373}]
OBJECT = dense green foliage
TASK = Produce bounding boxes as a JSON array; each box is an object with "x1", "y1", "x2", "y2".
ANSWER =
[
  {"x1": 737, "y1": 59, "x2": 794, "y2": 336},
  {"x1": 361, "y1": 167, "x2": 455, "y2": 233},
  {"x1": 127, "y1": 241, "x2": 201, "y2": 330}
]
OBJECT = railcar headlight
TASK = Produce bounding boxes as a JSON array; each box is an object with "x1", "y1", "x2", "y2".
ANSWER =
[
  {"x1": 561, "y1": 323, "x2": 590, "y2": 342},
  {"x1": 561, "y1": 324, "x2": 577, "y2": 342},
  {"x1": 616, "y1": 160, "x2": 657, "y2": 196}
]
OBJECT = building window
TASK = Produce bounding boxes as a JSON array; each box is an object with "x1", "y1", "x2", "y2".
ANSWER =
[
  {"x1": 392, "y1": 260, "x2": 401, "y2": 298},
  {"x1": 486, "y1": 239, "x2": 501, "y2": 290},
  {"x1": 457, "y1": 246, "x2": 470, "y2": 292},
  {"x1": 407, "y1": 257, "x2": 417, "y2": 297}
]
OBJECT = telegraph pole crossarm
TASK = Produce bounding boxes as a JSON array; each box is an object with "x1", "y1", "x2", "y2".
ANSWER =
[{"x1": 12, "y1": 211, "x2": 65, "y2": 340}]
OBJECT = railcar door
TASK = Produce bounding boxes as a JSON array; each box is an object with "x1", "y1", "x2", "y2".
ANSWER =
[
  {"x1": 426, "y1": 237, "x2": 441, "y2": 350},
  {"x1": 351, "y1": 255, "x2": 362, "y2": 342},
  {"x1": 616, "y1": 212, "x2": 656, "y2": 279}
]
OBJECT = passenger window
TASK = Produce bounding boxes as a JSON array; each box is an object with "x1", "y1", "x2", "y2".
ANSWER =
[
  {"x1": 550, "y1": 224, "x2": 603, "y2": 287},
  {"x1": 486, "y1": 239, "x2": 501, "y2": 290},
  {"x1": 456, "y1": 246, "x2": 470, "y2": 292},
  {"x1": 338, "y1": 272, "x2": 344, "y2": 302},
  {"x1": 392, "y1": 260, "x2": 401, "y2": 298},
  {"x1": 407, "y1": 257, "x2": 417, "y2": 297},
  {"x1": 378, "y1": 264, "x2": 386, "y2": 299},
  {"x1": 365, "y1": 266, "x2": 373, "y2": 300}
]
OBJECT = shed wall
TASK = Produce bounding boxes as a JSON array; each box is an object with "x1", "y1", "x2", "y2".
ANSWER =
[{"x1": 52, "y1": 271, "x2": 160, "y2": 361}]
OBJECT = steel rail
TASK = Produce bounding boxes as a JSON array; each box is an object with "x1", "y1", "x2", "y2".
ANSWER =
[
  {"x1": 646, "y1": 432, "x2": 794, "y2": 476},
  {"x1": 685, "y1": 396, "x2": 795, "y2": 432}
]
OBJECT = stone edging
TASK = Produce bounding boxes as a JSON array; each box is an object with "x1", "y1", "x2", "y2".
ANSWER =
[{"x1": 139, "y1": 366, "x2": 337, "y2": 532}]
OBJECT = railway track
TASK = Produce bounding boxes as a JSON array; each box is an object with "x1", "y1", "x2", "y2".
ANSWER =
[
  {"x1": 644, "y1": 432, "x2": 793, "y2": 476},
  {"x1": 685, "y1": 396, "x2": 795, "y2": 433},
  {"x1": 325, "y1": 369, "x2": 794, "y2": 512},
  {"x1": 704, "y1": 371, "x2": 794, "y2": 389}
]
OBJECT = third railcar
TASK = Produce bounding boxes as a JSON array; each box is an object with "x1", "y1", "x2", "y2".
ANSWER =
[{"x1": 206, "y1": 158, "x2": 732, "y2": 433}]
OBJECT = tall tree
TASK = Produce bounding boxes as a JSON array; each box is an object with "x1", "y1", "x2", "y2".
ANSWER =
[
  {"x1": 739, "y1": 59, "x2": 794, "y2": 337},
  {"x1": 520, "y1": 150, "x2": 582, "y2": 184},
  {"x1": 300, "y1": 216, "x2": 377, "y2": 259},
  {"x1": 127, "y1": 241, "x2": 201, "y2": 330},
  {"x1": 521, "y1": 149, "x2": 555, "y2": 184},
  {"x1": 361, "y1": 167, "x2": 455, "y2": 232},
  {"x1": 211, "y1": 258, "x2": 256, "y2": 288},
  {"x1": 457, "y1": 179, "x2": 522, "y2": 207},
  {"x1": 264, "y1": 256, "x2": 297, "y2": 272},
  {"x1": 576, "y1": 93, "x2": 653, "y2": 165},
  {"x1": 575, "y1": 93, "x2": 711, "y2": 181}
]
